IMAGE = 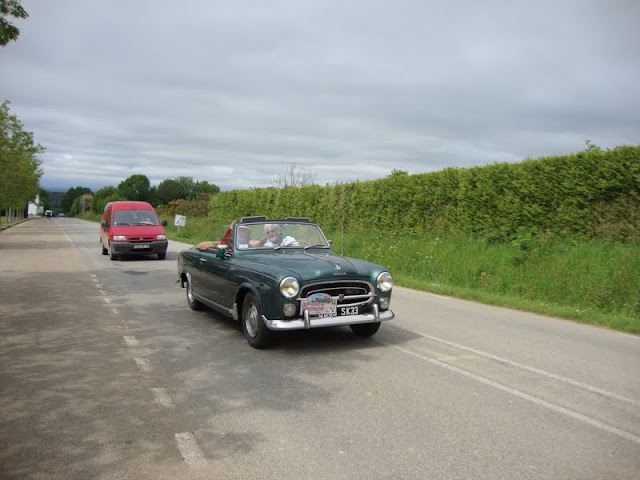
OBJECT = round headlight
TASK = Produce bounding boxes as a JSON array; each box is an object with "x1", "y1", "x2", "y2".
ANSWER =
[
  {"x1": 279, "y1": 277, "x2": 300, "y2": 299},
  {"x1": 376, "y1": 272, "x2": 393, "y2": 292}
]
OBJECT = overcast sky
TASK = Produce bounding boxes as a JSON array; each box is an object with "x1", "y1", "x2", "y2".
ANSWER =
[{"x1": 4, "y1": 0, "x2": 639, "y2": 192}]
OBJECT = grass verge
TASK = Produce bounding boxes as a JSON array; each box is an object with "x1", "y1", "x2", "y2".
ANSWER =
[{"x1": 81, "y1": 213, "x2": 640, "y2": 335}]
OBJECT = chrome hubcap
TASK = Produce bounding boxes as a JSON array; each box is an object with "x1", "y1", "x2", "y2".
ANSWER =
[{"x1": 245, "y1": 302, "x2": 259, "y2": 337}]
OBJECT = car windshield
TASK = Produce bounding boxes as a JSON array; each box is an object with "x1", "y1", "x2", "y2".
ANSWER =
[
  {"x1": 113, "y1": 209, "x2": 160, "y2": 226},
  {"x1": 235, "y1": 222, "x2": 330, "y2": 250}
]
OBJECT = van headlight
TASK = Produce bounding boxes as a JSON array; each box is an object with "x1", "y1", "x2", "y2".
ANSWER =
[
  {"x1": 113, "y1": 235, "x2": 126, "y2": 241},
  {"x1": 157, "y1": 234, "x2": 167, "y2": 240},
  {"x1": 376, "y1": 272, "x2": 393, "y2": 292},
  {"x1": 279, "y1": 277, "x2": 300, "y2": 298}
]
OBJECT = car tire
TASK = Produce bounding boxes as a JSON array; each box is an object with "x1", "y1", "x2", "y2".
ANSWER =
[
  {"x1": 109, "y1": 243, "x2": 117, "y2": 261},
  {"x1": 350, "y1": 322, "x2": 381, "y2": 337},
  {"x1": 101, "y1": 242, "x2": 108, "y2": 255},
  {"x1": 242, "y1": 292, "x2": 272, "y2": 349},
  {"x1": 185, "y1": 274, "x2": 203, "y2": 311},
  {"x1": 157, "y1": 252, "x2": 166, "y2": 260}
]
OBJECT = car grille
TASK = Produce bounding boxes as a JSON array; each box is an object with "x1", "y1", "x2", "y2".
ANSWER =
[
  {"x1": 130, "y1": 236, "x2": 155, "y2": 242},
  {"x1": 300, "y1": 281, "x2": 374, "y2": 308}
]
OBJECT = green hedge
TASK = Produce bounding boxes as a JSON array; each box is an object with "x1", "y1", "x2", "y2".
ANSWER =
[{"x1": 209, "y1": 145, "x2": 640, "y2": 242}]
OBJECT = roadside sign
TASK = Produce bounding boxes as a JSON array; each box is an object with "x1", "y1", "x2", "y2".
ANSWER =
[{"x1": 174, "y1": 214, "x2": 186, "y2": 227}]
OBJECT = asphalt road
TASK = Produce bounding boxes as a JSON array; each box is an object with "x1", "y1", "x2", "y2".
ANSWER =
[{"x1": 1, "y1": 217, "x2": 639, "y2": 479}]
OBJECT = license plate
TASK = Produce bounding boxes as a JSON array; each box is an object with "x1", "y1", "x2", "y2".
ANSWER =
[
  {"x1": 338, "y1": 306, "x2": 359, "y2": 316},
  {"x1": 133, "y1": 244, "x2": 150, "y2": 249}
]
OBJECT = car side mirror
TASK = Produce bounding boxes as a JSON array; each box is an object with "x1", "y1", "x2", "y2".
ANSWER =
[
  {"x1": 101, "y1": 220, "x2": 109, "y2": 227},
  {"x1": 162, "y1": 220, "x2": 168, "y2": 226}
]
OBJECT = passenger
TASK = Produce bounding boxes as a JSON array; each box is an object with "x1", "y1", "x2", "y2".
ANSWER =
[
  {"x1": 237, "y1": 225, "x2": 252, "y2": 249},
  {"x1": 196, "y1": 220, "x2": 236, "y2": 251},
  {"x1": 256, "y1": 224, "x2": 298, "y2": 247}
]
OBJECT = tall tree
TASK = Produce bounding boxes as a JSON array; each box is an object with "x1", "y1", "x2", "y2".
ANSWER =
[
  {"x1": 0, "y1": 0, "x2": 28, "y2": 47},
  {"x1": 118, "y1": 174, "x2": 150, "y2": 201},
  {"x1": 91, "y1": 186, "x2": 121, "y2": 213},
  {"x1": 156, "y1": 179, "x2": 183, "y2": 205},
  {"x1": 61, "y1": 186, "x2": 92, "y2": 214},
  {"x1": 38, "y1": 187, "x2": 50, "y2": 210},
  {"x1": 0, "y1": 101, "x2": 43, "y2": 221},
  {"x1": 174, "y1": 176, "x2": 220, "y2": 200},
  {"x1": 175, "y1": 176, "x2": 197, "y2": 200},
  {"x1": 195, "y1": 179, "x2": 220, "y2": 196}
]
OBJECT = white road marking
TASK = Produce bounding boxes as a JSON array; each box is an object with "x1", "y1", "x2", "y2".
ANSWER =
[
  {"x1": 433, "y1": 353, "x2": 479, "y2": 363},
  {"x1": 175, "y1": 432, "x2": 207, "y2": 466},
  {"x1": 151, "y1": 388, "x2": 174, "y2": 408},
  {"x1": 103, "y1": 297, "x2": 111, "y2": 304},
  {"x1": 391, "y1": 343, "x2": 640, "y2": 446},
  {"x1": 134, "y1": 357, "x2": 151, "y2": 373},
  {"x1": 111, "y1": 308, "x2": 119, "y2": 315},
  {"x1": 123, "y1": 336, "x2": 139, "y2": 347},
  {"x1": 416, "y1": 331, "x2": 640, "y2": 407},
  {"x1": 62, "y1": 231, "x2": 75, "y2": 245}
]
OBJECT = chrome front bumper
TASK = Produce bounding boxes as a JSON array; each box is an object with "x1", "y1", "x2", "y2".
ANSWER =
[{"x1": 263, "y1": 304, "x2": 394, "y2": 331}]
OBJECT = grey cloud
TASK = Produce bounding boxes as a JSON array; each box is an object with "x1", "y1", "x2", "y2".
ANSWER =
[{"x1": 3, "y1": 0, "x2": 639, "y2": 192}]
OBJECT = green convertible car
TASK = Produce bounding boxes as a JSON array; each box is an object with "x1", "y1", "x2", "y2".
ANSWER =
[{"x1": 177, "y1": 216, "x2": 395, "y2": 348}]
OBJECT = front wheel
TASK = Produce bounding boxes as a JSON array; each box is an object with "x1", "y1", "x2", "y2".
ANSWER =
[
  {"x1": 350, "y1": 322, "x2": 381, "y2": 337},
  {"x1": 157, "y1": 252, "x2": 166, "y2": 260},
  {"x1": 242, "y1": 293, "x2": 272, "y2": 349},
  {"x1": 109, "y1": 243, "x2": 117, "y2": 261},
  {"x1": 101, "y1": 241, "x2": 108, "y2": 255}
]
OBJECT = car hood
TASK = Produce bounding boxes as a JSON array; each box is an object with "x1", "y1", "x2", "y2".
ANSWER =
[
  {"x1": 109, "y1": 225, "x2": 166, "y2": 238},
  {"x1": 238, "y1": 250, "x2": 384, "y2": 282}
]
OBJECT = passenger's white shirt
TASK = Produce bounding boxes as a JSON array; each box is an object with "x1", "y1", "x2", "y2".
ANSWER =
[{"x1": 263, "y1": 235, "x2": 297, "y2": 247}]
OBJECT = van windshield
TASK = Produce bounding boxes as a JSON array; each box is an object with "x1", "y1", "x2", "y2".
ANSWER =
[{"x1": 113, "y1": 209, "x2": 160, "y2": 226}]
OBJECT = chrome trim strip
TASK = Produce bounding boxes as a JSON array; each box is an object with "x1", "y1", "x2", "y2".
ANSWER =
[
  {"x1": 297, "y1": 293, "x2": 375, "y2": 305},
  {"x1": 262, "y1": 309, "x2": 394, "y2": 331},
  {"x1": 301, "y1": 279, "x2": 374, "y2": 289},
  {"x1": 194, "y1": 293, "x2": 234, "y2": 317}
]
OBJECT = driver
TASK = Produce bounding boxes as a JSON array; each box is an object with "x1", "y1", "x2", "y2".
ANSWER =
[{"x1": 256, "y1": 224, "x2": 297, "y2": 247}]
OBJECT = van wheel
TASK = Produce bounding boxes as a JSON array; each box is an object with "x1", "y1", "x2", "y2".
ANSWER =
[
  {"x1": 101, "y1": 242, "x2": 108, "y2": 255},
  {"x1": 109, "y1": 243, "x2": 117, "y2": 261},
  {"x1": 157, "y1": 252, "x2": 166, "y2": 260}
]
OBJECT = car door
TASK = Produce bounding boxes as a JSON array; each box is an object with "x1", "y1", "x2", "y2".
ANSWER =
[
  {"x1": 196, "y1": 250, "x2": 230, "y2": 309},
  {"x1": 100, "y1": 205, "x2": 112, "y2": 246}
]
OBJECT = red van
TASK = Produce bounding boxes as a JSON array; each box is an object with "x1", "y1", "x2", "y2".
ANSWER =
[{"x1": 100, "y1": 201, "x2": 168, "y2": 260}]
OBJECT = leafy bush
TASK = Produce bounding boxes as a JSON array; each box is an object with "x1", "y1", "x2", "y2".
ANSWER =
[{"x1": 156, "y1": 193, "x2": 211, "y2": 218}]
